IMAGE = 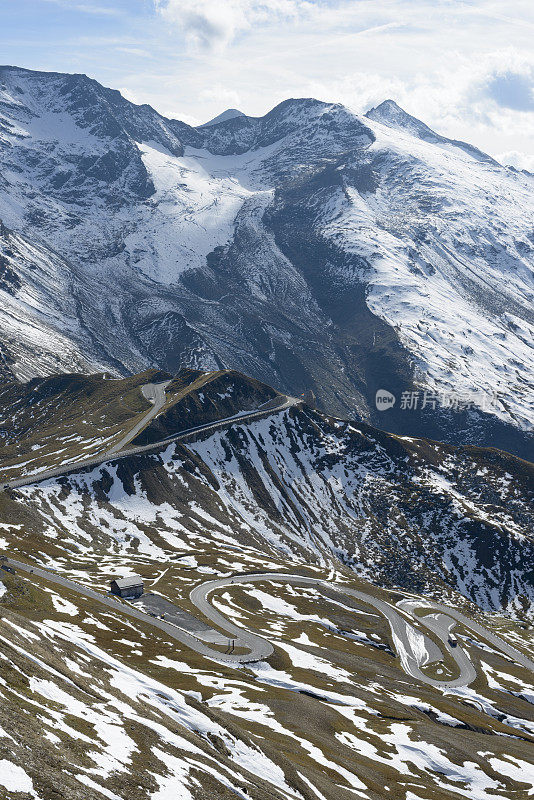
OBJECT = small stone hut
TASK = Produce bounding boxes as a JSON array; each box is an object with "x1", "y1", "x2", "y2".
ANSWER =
[{"x1": 110, "y1": 575, "x2": 144, "y2": 599}]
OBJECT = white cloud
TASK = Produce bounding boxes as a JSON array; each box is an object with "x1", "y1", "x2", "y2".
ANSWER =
[
  {"x1": 154, "y1": 0, "x2": 313, "y2": 51},
  {"x1": 199, "y1": 85, "x2": 242, "y2": 109}
]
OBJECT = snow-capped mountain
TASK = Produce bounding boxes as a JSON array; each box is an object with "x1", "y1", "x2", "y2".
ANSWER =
[
  {"x1": 199, "y1": 108, "x2": 246, "y2": 127},
  {"x1": 0, "y1": 66, "x2": 533, "y2": 456}
]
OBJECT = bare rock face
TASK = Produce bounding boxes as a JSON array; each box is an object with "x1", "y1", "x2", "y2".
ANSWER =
[{"x1": 0, "y1": 66, "x2": 533, "y2": 457}]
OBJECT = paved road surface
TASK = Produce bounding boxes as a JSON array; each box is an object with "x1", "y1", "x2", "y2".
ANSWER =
[
  {"x1": 1, "y1": 557, "x2": 263, "y2": 664},
  {"x1": 189, "y1": 574, "x2": 481, "y2": 688},
  {"x1": 397, "y1": 598, "x2": 534, "y2": 677},
  {"x1": 191, "y1": 575, "x2": 534, "y2": 687},
  {"x1": 5, "y1": 561, "x2": 532, "y2": 686},
  {"x1": 3, "y1": 394, "x2": 296, "y2": 490},
  {"x1": 107, "y1": 380, "x2": 170, "y2": 455}
]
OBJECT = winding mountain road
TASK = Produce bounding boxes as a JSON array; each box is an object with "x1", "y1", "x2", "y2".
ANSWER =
[
  {"x1": 3, "y1": 392, "x2": 296, "y2": 490},
  {"x1": 0, "y1": 556, "x2": 265, "y2": 664},
  {"x1": 1, "y1": 368, "x2": 530, "y2": 687},
  {"x1": 191, "y1": 574, "x2": 534, "y2": 687},
  {"x1": 5, "y1": 560, "x2": 533, "y2": 688},
  {"x1": 189, "y1": 573, "x2": 486, "y2": 688}
]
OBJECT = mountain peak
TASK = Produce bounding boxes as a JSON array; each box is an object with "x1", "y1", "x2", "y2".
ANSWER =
[
  {"x1": 198, "y1": 108, "x2": 246, "y2": 128},
  {"x1": 365, "y1": 99, "x2": 435, "y2": 137},
  {"x1": 370, "y1": 98, "x2": 404, "y2": 115},
  {"x1": 366, "y1": 98, "x2": 497, "y2": 164}
]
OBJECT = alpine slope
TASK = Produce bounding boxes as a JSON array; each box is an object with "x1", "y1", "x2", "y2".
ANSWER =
[{"x1": 0, "y1": 66, "x2": 532, "y2": 456}]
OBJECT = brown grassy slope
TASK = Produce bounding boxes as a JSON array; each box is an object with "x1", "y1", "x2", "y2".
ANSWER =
[
  {"x1": 0, "y1": 368, "x2": 280, "y2": 481},
  {"x1": 0, "y1": 369, "x2": 169, "y2": 479},
  {"x1": 131, "y1": 369, "x2": 280, "y2": 445}
]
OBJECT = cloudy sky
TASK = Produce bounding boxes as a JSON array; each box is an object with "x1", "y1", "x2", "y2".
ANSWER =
[{"x1": 2, "y1": 0, "x2": 534, "y2": 168}]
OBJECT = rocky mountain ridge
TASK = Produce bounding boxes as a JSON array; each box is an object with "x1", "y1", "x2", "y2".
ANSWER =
[{"x1": 0, "y1": 65, "x2": 533, "y2": 457}]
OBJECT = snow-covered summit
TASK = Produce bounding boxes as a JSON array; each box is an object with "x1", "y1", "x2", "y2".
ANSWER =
[
  {"x1": 366, "y1": 98, "x2": 498, "y2": 164},
  {"x1": 198, "y1": 108, "x2": 246, "y2": 127},
  {"x1": 366, "y1": 98, "x2": 439, "y2": 139},
  {"x1": 0, "y1": 66, "x2": 532, "y2": 456}
]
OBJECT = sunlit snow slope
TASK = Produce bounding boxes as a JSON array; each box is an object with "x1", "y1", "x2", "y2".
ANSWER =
[{"x1": 0, "y1": 66, "x2": 533, "y2": 455}]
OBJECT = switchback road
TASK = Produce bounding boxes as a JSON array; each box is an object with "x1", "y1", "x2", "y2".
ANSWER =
[
  {"x1": 397, "y1": 598, "x2": 534, "y2": 677},
  {"x1": 4, "y1": 564, "x2": 533, "y2": 686},
  {"x1": 190, "y1": 574, "x2": 481, "y2": 688},
  {"x1": 1, "y1": 557, "x2": 265, "y2": 664}
]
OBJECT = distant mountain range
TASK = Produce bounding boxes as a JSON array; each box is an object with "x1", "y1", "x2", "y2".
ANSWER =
[{"x1": 0, "y1": 65, "x2": 533, "y2": 457}]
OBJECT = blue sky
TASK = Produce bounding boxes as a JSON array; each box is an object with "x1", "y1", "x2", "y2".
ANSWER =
[{"x1": 1, "y1": 0, "x2": 534, "y2": 168}]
